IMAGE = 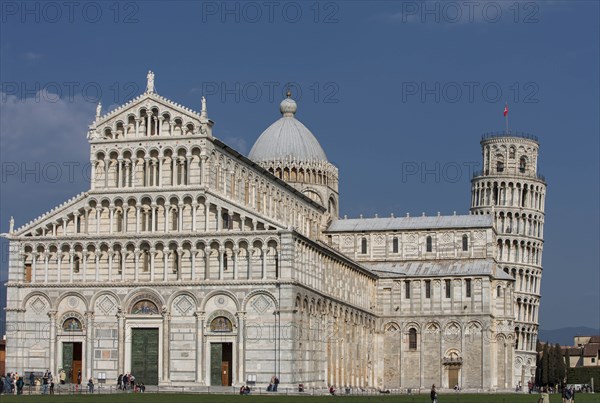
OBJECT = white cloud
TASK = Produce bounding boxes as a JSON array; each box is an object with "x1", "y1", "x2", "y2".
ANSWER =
[{"x1": 0, "y1": 90, "x2": 94, "y2": 163}]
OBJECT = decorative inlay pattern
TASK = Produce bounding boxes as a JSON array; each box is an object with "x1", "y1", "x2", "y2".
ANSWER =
[
  {"x1": 30, "y1": 297, "x2": 46, "y2": 314},
  {"x1": 97, "y1": 296, "x2": 116, "y2": 315},
  {"x1": 68, "y1": 297, "x2": 78, "y2": 308},
  {"x1": 174, "y1": 295, "x2": 193, "y2": 315},
  {"x1": 250, "y1": 295, "x2": 271, "y2": 314}
]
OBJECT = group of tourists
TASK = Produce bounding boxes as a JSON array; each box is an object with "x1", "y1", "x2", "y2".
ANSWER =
[
  {"x1": 41, "y1": 370, "x2": 55, "y2": 394},
  {"x1": 116, "y1": 373, "x2": 145, "y2": 392},
  {"x1": 0, "y1": 370, "x2": 57, "y2": 395},
  {"x1": 561, "y1": 387, "x2": 577, "y2": 403},
  {"x1": 266, "y1": 375, "x2": 280, "y2": 392},
  {"x1": 0, "y1": 372, "x2": 24, "y2": 395},
  {"x1": 117, "y1": 373, "x2": 135, "y2": 390}
]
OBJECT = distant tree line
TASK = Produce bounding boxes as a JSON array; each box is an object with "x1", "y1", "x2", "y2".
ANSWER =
[
  {"x1": 535, "y1": 340, "x2": 600, "y2": 392},
  {"x1": 535, "y1": 341, "x2": 567, "y2": 387}
]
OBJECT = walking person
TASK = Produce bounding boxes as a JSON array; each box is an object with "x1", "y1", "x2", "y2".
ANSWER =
[
  {"x1": 117, "y1": 373, "x2": 123, "y2": 391},
  {"x1": 76, "y1": 369, "x2": 82, "y2": 391},
  {"x1": 87, "y1": 377, "x2": 94, "y2": 393},
  {"x1": 431, "y1": 384, "x2": 438, "y2": 403},
  {"x1": 49, "y1": 372, "x2": 54, "y2": 395},
  {"x1": 273, "y1": 375, "x2": 279, "y2": 392}
]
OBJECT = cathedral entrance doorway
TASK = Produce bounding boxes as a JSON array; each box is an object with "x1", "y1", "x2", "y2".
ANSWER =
[
  {"x1": 448, "y1": 367, "x2": 460, "y2": 388},
  {"x1": 62, "y1": 342, "x2": 82, "y2": 383},
  {"x1": 210, "y1": 343, "x2": 232, "y2": 386},
  {"x1": 131, "y1": 328, "x2": 159, "y2": 385}
]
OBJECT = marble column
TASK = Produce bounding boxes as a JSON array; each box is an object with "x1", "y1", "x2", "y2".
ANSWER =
[
  {"x1": 117, "y1": 309, "x2": 125, "y2": 374},
  {"x1": 85, "y1": 311, "x2": 95, "y2": 379},
  {"x1": 162, "y1": 310, "x2": 171, "y2": 383},
  {"x1": 48, "y1": 310, "x2": 57, "y2": 374}
]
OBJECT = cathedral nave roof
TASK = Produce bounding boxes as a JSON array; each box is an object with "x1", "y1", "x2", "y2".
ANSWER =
[
  {"x1": 326, "y1": 214, "x2": 493, "y2": 232},
  {"x1": 365, "y1": 259, "x2": 511, "y2": 280}
]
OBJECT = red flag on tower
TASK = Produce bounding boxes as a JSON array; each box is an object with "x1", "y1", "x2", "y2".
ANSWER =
[{"x1": 503, "y1": 104, "x2": 508, "y2": 117}]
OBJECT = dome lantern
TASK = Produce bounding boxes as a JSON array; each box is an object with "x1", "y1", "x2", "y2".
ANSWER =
[{"x1": 280, "y1": 89, "x2": 297, "y2": 117}]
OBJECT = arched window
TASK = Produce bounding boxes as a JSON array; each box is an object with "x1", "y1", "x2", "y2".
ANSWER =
[
  {"x1": 73, "y1": 255, "x2": 80, "y2": 273},
  {"x1": 116, "y1": 210, "x2": 123, "y2": 232},
  {"x1": 142, "y1": 249, "x2": 149, "y2": 272},
  {"x1": 210, "y1": 316, "x2": 233, "y2": 332},
  {"x1": 426, "y1": 236, "x2": 433, "y2": 252},
  {"x1": 361, "y1": 237, "x2": 368, "y2": 254},
  {"x1": 497, "y1": 286, "x2": 501, "y2": 297},
  {"x1": 223, "y1": 252, "x2": 228, "y2": 270},
  {"x1": 222, "y1": 213, "x2": 231, "y2": 230},
  {"x1": 519, "y1": 157, "x2": 527, "y2": 173},
  {"x1": 171, "y1": 209, "x2": 178, "y2": 231},
  {"x1": 392, "y1": 237, "x2": 399, "y2": 253},
  {"x1": 462, "y1": 234, "x2": 469, "y2": 251},
  {"x1": 496, "y1": 160, "x2": 504, "y2": 173},
  {"x1": 328, "y1": 197, "x2": 337, "y2": 217},
  {"x1": 509, "y1": 147, "x2": 516, "y2": 159},
  {"x1": 172, "y1": 251, "x2": 179, "y2": 273},
  {"x1": 408, "y1": 328, "x2": 417, "y2": 350}
]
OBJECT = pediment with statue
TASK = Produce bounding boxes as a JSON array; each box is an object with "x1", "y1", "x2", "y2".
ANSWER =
[{"x1": 88, "y1": 71, "x2": 212, "y2": 141}]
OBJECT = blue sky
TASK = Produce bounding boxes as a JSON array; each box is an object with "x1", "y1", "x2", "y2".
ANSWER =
[{"x1": 0, "y1": 1, "x2": 598, "y2": 331}]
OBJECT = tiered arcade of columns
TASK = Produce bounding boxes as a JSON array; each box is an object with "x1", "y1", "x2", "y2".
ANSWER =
[{"x1": 470, "y1": 132, "x2": 546, "y2": 388}]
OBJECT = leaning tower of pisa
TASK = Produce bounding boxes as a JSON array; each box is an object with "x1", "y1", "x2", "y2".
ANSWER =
[{"x1": 470, "y1": 131, "x2": 546, "y2": 389}]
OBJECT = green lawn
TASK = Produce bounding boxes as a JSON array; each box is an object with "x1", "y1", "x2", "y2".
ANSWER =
[{"x1": 0, "y1": 393, "x2": 598, "y2": 403}]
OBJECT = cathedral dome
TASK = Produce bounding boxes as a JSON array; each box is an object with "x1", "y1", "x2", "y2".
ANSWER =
[{"x1": 248, "y1": 93, "x2": 328, "y2": 163}]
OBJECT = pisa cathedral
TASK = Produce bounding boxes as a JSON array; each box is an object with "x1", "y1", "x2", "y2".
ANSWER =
[{"x1": 3, "y1": 72, "x2": 546, "y2": 391}]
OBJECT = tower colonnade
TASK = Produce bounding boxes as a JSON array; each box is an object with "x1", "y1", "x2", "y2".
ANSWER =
[{"x1": 470, "y1": 133, "x2": 546, "y2": 389}]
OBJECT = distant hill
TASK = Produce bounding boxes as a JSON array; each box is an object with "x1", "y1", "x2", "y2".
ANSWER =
[{"x1": 539, "y1": 327, "x2": 600, "y2": 346}]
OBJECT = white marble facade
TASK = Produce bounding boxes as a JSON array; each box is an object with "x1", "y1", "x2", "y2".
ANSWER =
[{"x1": 3, "y1": 73, "x2": 545, "y2": 391}]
